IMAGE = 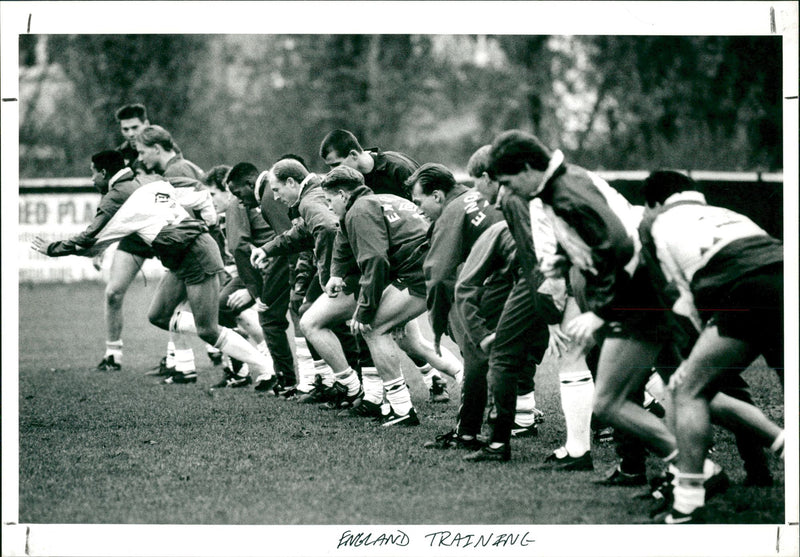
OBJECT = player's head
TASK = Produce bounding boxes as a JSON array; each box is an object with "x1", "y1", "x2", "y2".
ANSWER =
[
  {"x1": 268, "y1": 158, "x2": 309, "y2": 208},
  {"x1": 135, "y1": 125, "x2": 175, "y2": 171},
  {"x1": 277, "y1": 153, "x2": 308, "y2": 169},
  {"x1": 320, "y1": 165, "x2": 365, "y2": 219},
  {"x1": 226, "y1": 162, "x2": 260, "y2": 208},
  {"x1": 406, "y1": 163, "x2": 456, "y2": 223},
  {"x1": 90, "y1": 150, "x2": 126, "y2": 194},
  {"x1": 115, "y1": 103, "x2": 149, "y2": 143},
  {"x1": 203, "y1": 164, "x2": 234, "y2": 214},
  {"x1": 320, "y1": 129, "x2": 363, "y2": 170},
  {"x1": 467, "y1": 144, "x2": 500, "y2": 205},
  {"x1": 487, "y1": 130, "x2": 553, "y2": 199},
  {"x1": 643, "y1": 170, "x2": 697, "y2": 208}
]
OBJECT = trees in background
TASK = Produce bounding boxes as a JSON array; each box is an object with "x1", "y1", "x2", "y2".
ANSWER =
[{"x1": 18, "y1": 34, "x2": 782, "y2": 177}]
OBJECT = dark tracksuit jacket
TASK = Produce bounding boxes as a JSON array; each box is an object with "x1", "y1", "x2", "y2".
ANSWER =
[
  {"x1": 230, "y1": 195, "x2": 295, "y2": 381},
  {"x1": 423, "y1": 184, "x2": 503, "y2": 344},
  {"x1": 259, "y1": 174, "x2": 338, "y2": 289},
  {"x1": 535, "y1": 160, "x2": 643, "y2": 323},
  {"x1": 453, "y1": 220, "x2": 520, "y2": 436},
  {"x1": 332, "y1": 185, "x2": 429, "y2": 325},
  {"x1": 363, "y1": 149, "x2": 419, "y2": 200}
]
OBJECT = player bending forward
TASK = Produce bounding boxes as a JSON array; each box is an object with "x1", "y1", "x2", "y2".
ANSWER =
[{"x1": 33, "y1": 158, "x2": 277, "y2": 389}]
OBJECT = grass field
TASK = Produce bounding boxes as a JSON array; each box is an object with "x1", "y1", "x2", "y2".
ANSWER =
[{"x1": 16, "y1": 281, "x2": 787, "y2": 526}]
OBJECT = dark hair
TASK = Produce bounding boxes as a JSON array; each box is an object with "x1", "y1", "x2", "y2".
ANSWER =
[
  {"x1": 487, "y1": 130, "x2": 552, "y2": 179},
  {"x1": 319, "y1": 129, "x2": 363, "y2": 159},
  {"x1": 91, "y1": 150, "x2": 126, "y2": 177},
  {"x1": 466, "y1": 145, "x2": 492, "y2": 178},
  {"x1": 320, "y1": 165, "x2": 365, "y2": 192},
  {"x1": 115, "y1": 103, "x2": 148, "y2": 122},
  {"x1": 405, "y1": 163, "x2": 457, "y2": 195},
  {"x1": 203, "y1": 165, "x2": 232, "y2": 191},
  {"x1": 643, "y1": 170, "x2": 697, "y2": 207},
  {"x1": 277, "y1": 153, "x2": 307, "y2": 169},
  {"x1": 227, "y1": 162, "x2": 259, "y2": 185},
  {"x1": 137, "y1": 125, "x2": 174, "y2": 151},
  {"x1": 271, "y1": 159, "x2": 308, "y2": 184}
]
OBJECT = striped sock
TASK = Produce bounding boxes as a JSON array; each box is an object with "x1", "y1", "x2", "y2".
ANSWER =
[
  {"x1": 105, "y1": 339, "x2": 123, "y2": 362},
  {"x1": 384, "y1": 376, "x2": 413, "y2": 416},
  {"x1": 333, "y1": 367, "x2": 362, "y2": 397}
]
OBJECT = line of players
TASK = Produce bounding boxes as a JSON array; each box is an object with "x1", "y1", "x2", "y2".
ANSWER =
[{"x1": 33, "y1": 105, "x2": 785, "y2": 524}]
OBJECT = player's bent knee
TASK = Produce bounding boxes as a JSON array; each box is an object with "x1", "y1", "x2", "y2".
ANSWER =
[
  {"x1": 196, "y1": 325, "x2": 220, "y2": 345},
  {"x1": 105, "y1": 287, "x2": 126, "y2": 307},
  {"x1": 148, "y1": 311, "x2": 170, "y2": 331},
  {"x1": 592, "y1": 395, "x2": 617, "y2": 424}
]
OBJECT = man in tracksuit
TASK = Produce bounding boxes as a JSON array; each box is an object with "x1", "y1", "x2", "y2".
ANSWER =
[
  {"x1": 249, "y1": 158, "x2": 373, "y2": 411},
  {"x1": 319, "y1": 129, "x2": 418, "y2": 200},
  {"x1": 320, "y1": 165, "x2": 434, "y2": 426},
  {"x1": 405, "y1": 163, "x2": 505, "y2": 447},
  {"x1": 225, "y1": 162, "x2": 296, "y2": 392},
  {"x1": 319, "y1": 129, "x2": 460, "y2": 398}
]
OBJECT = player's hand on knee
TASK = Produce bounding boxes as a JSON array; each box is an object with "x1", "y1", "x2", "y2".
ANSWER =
[
  {"x1": 227, "y1": 288, "x2": 253, "y2": 310},
  {"x1": 565, "y1": 312, "x2": 604, "y2": 346},
  {"x1": 325, "y1": 276, "x2": 344, "y2": 298},
  {"x1": 254, "y1": 297, "x2": 269, "y2": 312},
  {"x1": 539, "y1": 254, "x2": 570, "y2": 278},
  {"x1": 250, "y1": 247, "x2": 268, "y2": 269},
  {"x1": 350, "y1": 318, "x2": 372, "y2": 336},
  {"x1": 668, "y1": 363, "x2": 689, "y2": 391},
  {"x1": 546, "y1": 323, "x2": 571, "y2": 358}
]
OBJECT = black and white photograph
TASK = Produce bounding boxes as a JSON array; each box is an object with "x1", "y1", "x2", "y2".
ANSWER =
[{"x1": 2, "y1": 2, "x2": 798, "y2": 556}]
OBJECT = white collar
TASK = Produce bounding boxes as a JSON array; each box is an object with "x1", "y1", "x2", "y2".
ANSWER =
[
  {"x1": 664, "y1": 190, "x2": 706, "y2": 206},
  {"x1": 254, "y1": 170, "x2": 270, "y2": 202},
  {"x1": 527, "y1": 149, "x2": 564, "y2": 198},
  {"x1": 109, "y1": 168, "x2": 133, "y2": 188},
  {"x1": 293, "y1": 173, "x2": 317, "y2": 206}
]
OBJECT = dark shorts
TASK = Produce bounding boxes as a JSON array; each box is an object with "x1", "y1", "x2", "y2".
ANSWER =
[
  {"x1": 394, "y1": 274, "x2": 427, "y2": 299},
  {"x1": 117, "y1": 234, "x2": 155, "y2": 259},
  {"x1": 173, "y1": 233, "x2": 224, "y2": 286},
  {"x1": 594, "y1": 267, "x2": 675, "y2": 344},
  {"x1": 701, "y1": 263, "x2": 783, "y2": 370}
]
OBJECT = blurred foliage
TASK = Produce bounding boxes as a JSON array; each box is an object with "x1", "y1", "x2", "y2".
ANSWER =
[{"x1": 19, "y1": 34, "x2": 782, "y2": 177}]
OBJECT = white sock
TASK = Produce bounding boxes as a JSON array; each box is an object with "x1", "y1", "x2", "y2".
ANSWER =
[
  {"x1": 333, "y1": 367, "x2": 362, "y2": 397},
  {"x1": 559, "y1": 369, "x2": 594, "y2": 457},
  {"x1": 105, "y1": 339, "x2": 123, "y2": 361},
  {"x1": 417, "y1": 363, "x2": 437, "y2": 389},
  {"x1": 174, "y1": 348, "x2": 195, "y2": 373},
  {"x1": 215, "y1": 327, "x2": 273, "y2": 378},
  {"x1": 313, "y1": 360, "x2": 336, "y2": 386},
  {"x1": 294, "y1": 337, "x2": 316, "y2": 392},
  {"x1": 673, "y1": 474, "x2": 705, "y2": 514},
  {"x1": 361, "y1": 367, "x2": 383, "y2": 405},
  {"x1": 770, "y1": 431, "x2": 785, "y2": 458},
  {"x1": 170, "y1": 307, "x2": 197, "y2": 334},
  {"x1": 514, "y1": 391, "x2": 537, "y2": 427},
  {"x1": 236, "y1": 363, "x2": 250, "y2": 378},
  {"x1": 384, "y1": 376, "x2": 413, "y2": 416},
  {"x1": 166, "y1": 340, "x2": 176, "y2": 368}
]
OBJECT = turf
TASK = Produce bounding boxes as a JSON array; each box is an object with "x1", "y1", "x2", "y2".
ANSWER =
[{"x1": 17, "y1": 281, "x2": 786, "y2": 524}]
